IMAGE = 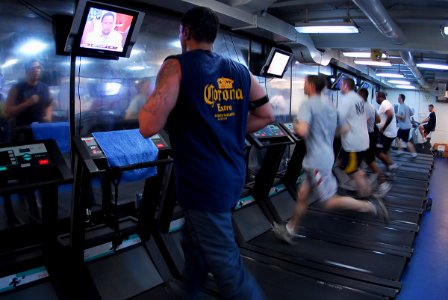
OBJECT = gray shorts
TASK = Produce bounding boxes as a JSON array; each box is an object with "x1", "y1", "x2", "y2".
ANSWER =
[{"x1": 305, "y1": 168, "x2": 338, "y2": 204}]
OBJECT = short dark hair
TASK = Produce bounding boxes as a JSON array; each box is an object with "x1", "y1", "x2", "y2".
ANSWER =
[
  {"x1": 24, "y1": 59, "x2": 41, "y2": 72},
  {"x1": 376, "y1": 91, "x2": 386, "y2": 99},
  {"x1": 358, "y1": 88, "x2": 369, "y2": 101},
  {"x1": 181, "y1": 6, "x2": 219, "y2": 43},
  {"x1": 306, "y1": 74, "x2": 327, "y2": 93},
  {"x1": 102, "y1": 12, "x2": 115, "y2": 22},
  {"x1": 342, "y1": 77, "x2": 355, "y2": 90},
  {"x1": 429, "y1": 104, "x2": 434, "y2": 108},
  {"x1": 399, "y1": 94, "x2": 405, "y2": 101}
]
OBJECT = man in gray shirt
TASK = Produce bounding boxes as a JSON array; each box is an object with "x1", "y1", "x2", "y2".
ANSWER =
[
  {"x1": 396, "y1": 94, "x2": 417, "y2": 158},
  {"x1": 273, "y1": 75, "x2": 388, "y2": 244}
]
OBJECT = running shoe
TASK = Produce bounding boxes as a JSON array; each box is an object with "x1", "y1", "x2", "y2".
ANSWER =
[
  {"x1": 377, "y1": 182, "x2": 392, "y2": 197},
  {"x1": 370, "y1": 195, "x2": 390, "y2": 223},
  {"x1": 272, "y1": 222, "x2": 298, "y2": 245}
]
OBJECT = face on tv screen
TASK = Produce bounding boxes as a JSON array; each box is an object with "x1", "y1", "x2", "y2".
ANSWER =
[
  {"x1": 80, "y1": 7, "x2": 134, "y2": 53},
  {"x1": 266, "y1": 51, "x2": 290, "y2": 77}
]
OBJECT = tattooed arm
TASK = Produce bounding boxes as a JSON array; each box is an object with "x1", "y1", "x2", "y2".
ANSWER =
[{"x1": 139, "y1": 58, "x2": 181, "y2": 138}]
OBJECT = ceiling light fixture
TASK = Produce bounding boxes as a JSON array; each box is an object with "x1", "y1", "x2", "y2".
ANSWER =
[
  {"x1": 396, "y1": 85, "x2": 416, "y2": 89},
  {"x1": 376, "y1": 72, "x2": 404, "y2": 78},
  {"x1": 388, "y1": 80, "x2": 411, "y2": 85},
  {"x1": 354, "y1": 59, "x2": 391, "y2": 66},
  {"x1": 295, "y1": 21, "x2": 359, "y2": 34},
  {"x1": 343, "y1": 52, "x2": 387, "y2": 59},
  {"x1": 416, "y1": 62, "x2": 448, "y2": 70}
]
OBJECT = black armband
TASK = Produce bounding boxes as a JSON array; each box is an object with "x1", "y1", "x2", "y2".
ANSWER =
[{"x1": 248, "y1": 95, "x2": 269, "y2": 111}]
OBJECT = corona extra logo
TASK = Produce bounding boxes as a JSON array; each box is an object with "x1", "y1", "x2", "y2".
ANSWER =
[
  {"x1": 217, "y1": 77, "x2": 234, "y2": 89},
  {"x1": 204, "y1": 77, "x2": 244, "y2": 108}
]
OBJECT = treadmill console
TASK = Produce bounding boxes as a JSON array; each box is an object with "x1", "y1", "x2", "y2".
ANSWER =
[
  {"x1": 279, "y1": 122, "x2": 301, "y2": 142},
  {"x1": 248, "y1": 123, "x2": 294, "y2": 148},
  {"x1": 77, "y1": 132, "x2": 171, "y2": 173},
  {"x1": 0, "y1": 140, "x2": 72, "y2": 188}
]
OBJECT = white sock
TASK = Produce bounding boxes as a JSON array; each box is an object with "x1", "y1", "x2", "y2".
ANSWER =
[{"x1": 286, "y1": 223, "x2": 295, "y2": 235}]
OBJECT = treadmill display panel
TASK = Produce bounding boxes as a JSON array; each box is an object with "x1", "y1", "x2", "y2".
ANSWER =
[
  {"x1": 282, "y1": 122, "x2": 295, "y2": 135},
  {"x1": 0, "y1": 143, "x2": 49, "y2": 169},
  {"x1": 253, "y1": 124, "x2": 286, "y2": 138}
]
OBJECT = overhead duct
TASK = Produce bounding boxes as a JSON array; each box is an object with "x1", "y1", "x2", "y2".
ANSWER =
[
  {"x1": 400, "y1": 51, "x2": 430, "y2": 89},
  {"x1": 222, "y1": 0, "x2": 277, "y2": 14},
  {"x1": 352, "y1": 0, "x2": 430, "y2": 89},
  {"x1": 352, "y1": 0, "x2": 406, "y2": 45}
]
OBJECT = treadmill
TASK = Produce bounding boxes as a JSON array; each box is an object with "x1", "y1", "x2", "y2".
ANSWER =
[
  {"x1": 272, "y1": 123, "x2": 419, "y2": 245},
  {"x1": 235, "y1": 123, "x2": 407, "y2": 297},
  {"x1": 0, "y1": 139, "x2": 73, "y2": 299},
  {"x1": 64, "y1": 130, "x2": 182, "y2": 300}
]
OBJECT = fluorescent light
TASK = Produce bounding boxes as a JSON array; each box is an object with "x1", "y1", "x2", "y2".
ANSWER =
[
  {"x1": 354, "y1": 59, "x2": 391, "y2": 66},
  {"x1": 1, "y1": 59, "x2": 19, "y2": 68},
  {"x1": 388, "y1": 80, "x2": 411, "y2": 84},
  {"x1": 18, "y1": 40, "x2": 47, "y2": 55},
  {"x1": 416, "y1": 62, "x2": 448, "y2": 70},
  {"x1": 127, "y1": 66, "x2": 145, "y2": 71},
  {"x1": 343, "y1": 52, "x2": 387, "y2": 59},
  {"x1": 170, "y1": 40, "x2": 182, "y2": 48},
  {"x1": 376, "y1": 72, "x2": 404, "y2": 78},
  {"x1": 444, "y1": 26, "x2": 448, "y2": 35},
  {"x1": 295, "y1": 22, "x2": 359, "y2": 34},
  {"x1": 396, "y1": 85, "x2": 416, "y2": 89}
]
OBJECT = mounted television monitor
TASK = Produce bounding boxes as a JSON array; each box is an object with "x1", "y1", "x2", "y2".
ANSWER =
[
  {"x1": 360, "y1": 81, "x2": 371, "y2": 89},
  {"x1": 65, "y1": 0, "x2": 145, "y2": 59},
  {"x1": 331, "y1": 73, "x2": 349, "y2": 90},
  {"x1": 260, "y1": 47, "x2": 292, "y2": 78}
]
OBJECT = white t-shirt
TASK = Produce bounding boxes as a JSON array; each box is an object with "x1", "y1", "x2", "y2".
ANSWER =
[
  {"x1": 378, "y1": 99, "x2": 397, "y2": 138},
  {"x1": 337, "y1": 91, "x2": 369, "y2": 152}
]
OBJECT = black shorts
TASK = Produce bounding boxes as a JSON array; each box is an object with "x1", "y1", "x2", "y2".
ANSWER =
[
  {"x1": 364, "y1": 132, "x2": 377, "y2": 164},
  {"x1": 397, "y1": 128, "x2": 411, "y2": 143},
  {"x1": 376, "y1": 133, "x2": 394, "y2": 153},
  {"x1": 338, "y1": 149, "x2": 365, "y2": 174},
  {"x1": 423, "y1": 124, "x2": 434, "y2": 134}
]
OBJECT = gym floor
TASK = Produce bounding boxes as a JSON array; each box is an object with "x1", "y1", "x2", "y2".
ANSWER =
[{"x1": 396, "y1": 157, "x2": 448, "y2": 300}]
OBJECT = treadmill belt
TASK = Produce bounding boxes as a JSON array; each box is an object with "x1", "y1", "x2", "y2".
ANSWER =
[
  {"x1": 301, "y1": 211, "x2": 415, "y2": 249},
  {"x1": 249, "y1": 230, "x2": 406, "y2": 283},
  {"x1": 242, "y1": 255, "x2": 385, "y2": 300}
]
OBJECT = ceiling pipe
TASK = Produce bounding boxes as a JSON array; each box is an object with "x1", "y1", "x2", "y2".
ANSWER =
[
  {"x1": 400, "y1": 51, "x2": 430, "y2": 89},
  {"x1": 352, "y1": 0, "x2": 430, "y2": 89},
  {"x1": 352, "y1": 0, "x2": 406, "y2": 45}
]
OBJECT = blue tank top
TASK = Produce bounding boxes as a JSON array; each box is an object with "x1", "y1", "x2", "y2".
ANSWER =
[{"x1": 167, "y1": 50, "x2": 251, "y2": 212}]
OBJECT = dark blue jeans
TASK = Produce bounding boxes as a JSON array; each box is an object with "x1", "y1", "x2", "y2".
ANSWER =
[{"x1": 181, "y1": 209, "x2": 264, "y2": 300}]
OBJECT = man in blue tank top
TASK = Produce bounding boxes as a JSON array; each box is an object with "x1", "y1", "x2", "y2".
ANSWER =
[{"x1": 139, "y1": 6, "x2": 274, "y2": 299}]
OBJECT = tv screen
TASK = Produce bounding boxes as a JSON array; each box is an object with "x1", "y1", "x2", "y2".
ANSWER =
[
  {"x1": 65, "y1": 1, "x2": 145, "y2": 59},
  {"x1": 261, "y1": 47, "x2": 292, "y2": 78},
  {"x1": 331, "y1": 73, "x2": 349, "y2": 90},
  {"x1": 360, "y1": 81, "x2": 371, "y2": 89}
]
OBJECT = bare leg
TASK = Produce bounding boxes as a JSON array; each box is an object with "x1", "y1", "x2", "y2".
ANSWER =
[
  {"x1": 322, "y1": 194, "x2": 374, "y2": 214},
  {"x1": 407, "y1": 141, "x2": 417, "y2": 154},
  {"x1": 377, "y1": 151, "x2": 393, "y2": 167},
  {"x1": 368, "y1": 161, "x2": 385, "y2": 184},
  {"x1": 287, "y1": 180, "x2": 310, "y2": 233},
  {"x1": 396, "y1": 137, "x2": 402, "y2": 150},
  {"x1": 419, "y1": 125, "x2": 426, "y2": 141}
]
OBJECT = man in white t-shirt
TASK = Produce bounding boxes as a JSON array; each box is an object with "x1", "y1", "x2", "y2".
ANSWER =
[
  {"x1": 375, "y1": 91, "x2": 399, "y2": 172},
  {"x1": 336, "y1": 78, "x2": 371, "y2": 197}
]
